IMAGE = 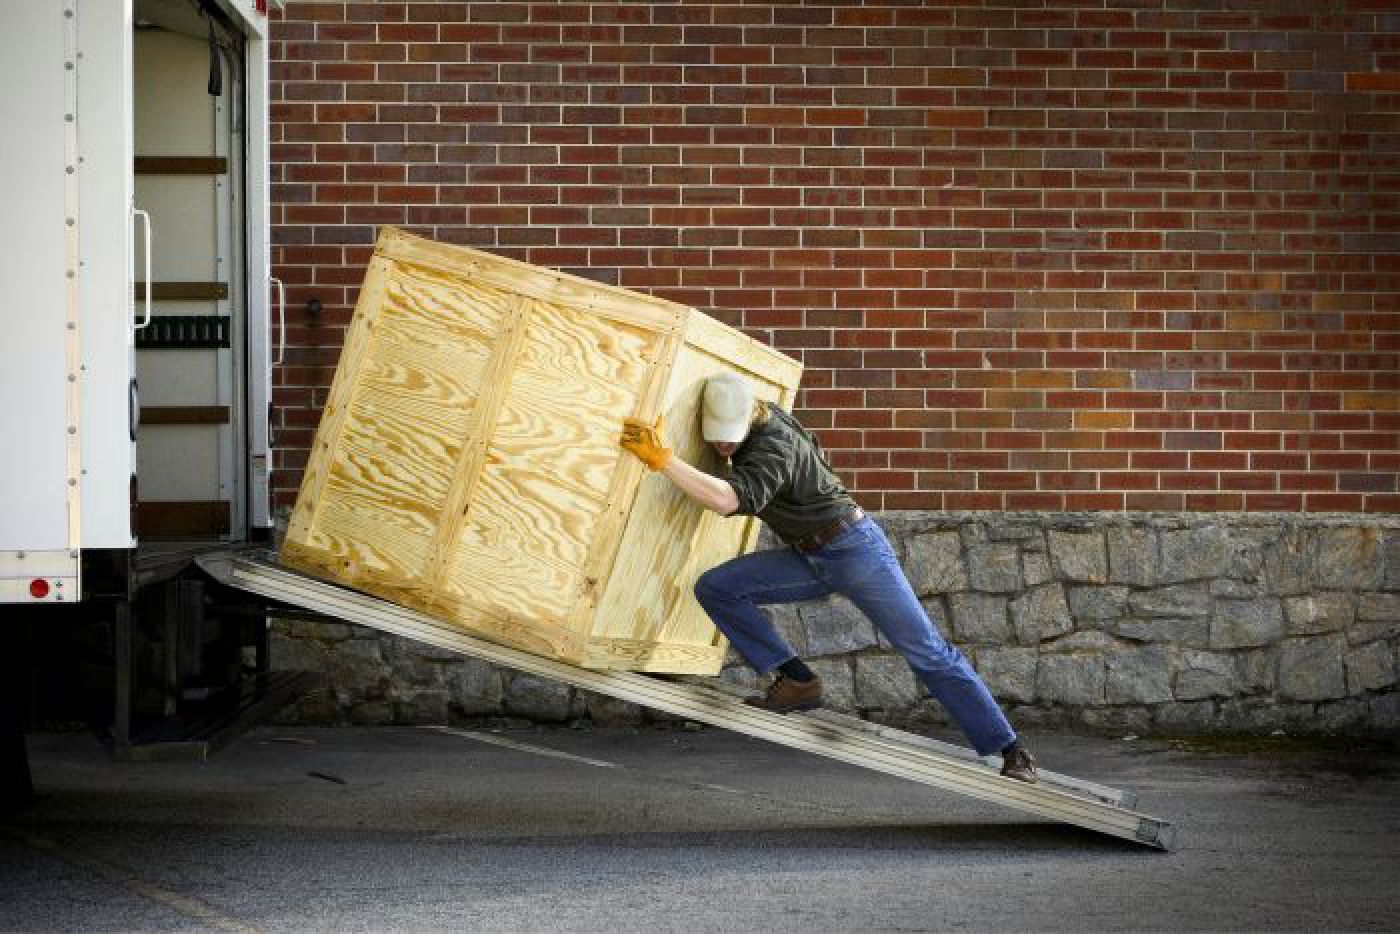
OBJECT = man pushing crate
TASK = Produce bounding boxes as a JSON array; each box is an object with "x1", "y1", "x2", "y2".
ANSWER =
[{"x1": 620, "y1": 374, "x2": 1039, "y2": 783}]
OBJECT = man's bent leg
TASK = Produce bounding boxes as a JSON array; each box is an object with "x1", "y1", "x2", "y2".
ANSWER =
[
  {"x1": 824, "y1": 526, "x2": 1017, "y2": 757},
  {"x1": 694, "y1": 548, "x2": 832, "y2": 674},
  {"x1": 856, "y1": 580, "x2": 1016, "y2": 755}
]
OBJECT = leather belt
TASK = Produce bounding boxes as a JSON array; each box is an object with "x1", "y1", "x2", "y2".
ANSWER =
[{"x1": 794, "y1": 506, "x2": 866, "y2": 554}]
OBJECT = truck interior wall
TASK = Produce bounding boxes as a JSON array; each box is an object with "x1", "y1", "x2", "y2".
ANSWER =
[{"x1": 132, "y1": 13, "x2": 248, "y2": 541}]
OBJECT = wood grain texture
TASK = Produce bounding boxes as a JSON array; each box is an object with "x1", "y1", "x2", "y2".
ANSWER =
[
  {"x1": 273, "y1": 539, "x2": 588, "y2": 661},
  {"x1": 282, "y1": 226, "x2": 803, "y2": 673},
  {"x1": 581, "y1": 637, "x2": 728, "y2": 673},
  {"x1": 447, "y1": 297, "x2": 663, "y2": 628},
  {"x1": 291, "y1": 259, "x2": 510, "y2": 616},
  {"x1": 565, "y1": 321, "x2": 678, "y2": 638},
  {"x1": 418, "y1": 287, "x2": 529, "y2": 603},
  {"x1": 378, "y1": 228, "x2": 685, "y2": 335}
]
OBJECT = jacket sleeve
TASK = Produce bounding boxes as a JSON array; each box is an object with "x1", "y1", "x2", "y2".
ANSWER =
[{"x1": 725, "y1": 436, "x2": 792, "y2": 516}]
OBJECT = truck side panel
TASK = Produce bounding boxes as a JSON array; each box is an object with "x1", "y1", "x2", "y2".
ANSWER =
[
  {"x1": 0, "y1": 3, "x2": 77, "y2": 553},
  {"x1": 79, "y1": 0, "x2": 137, "y2": 550}
]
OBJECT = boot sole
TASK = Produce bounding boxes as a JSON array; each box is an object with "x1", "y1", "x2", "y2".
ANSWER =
[{"x1": 744, "y1": 700, "x2": 824, "y2": 714}]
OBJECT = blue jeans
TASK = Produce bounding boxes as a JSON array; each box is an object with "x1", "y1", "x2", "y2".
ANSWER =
[{"x1": 694, "y1": 517, "x2": 1017, "y2": 757}]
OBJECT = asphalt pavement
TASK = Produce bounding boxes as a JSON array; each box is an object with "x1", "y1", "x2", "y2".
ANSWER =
[{"x1": 2, "y1": 723, "x2": 1397, "y2": 932}]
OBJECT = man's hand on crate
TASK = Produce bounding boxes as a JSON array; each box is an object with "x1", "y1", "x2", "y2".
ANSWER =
[
  {"x1": 619, "y1": 416, "x2": 672, "y2": 470},
  {"x1": 623, "y1": 415, "x2": 740, "y2": 514}
]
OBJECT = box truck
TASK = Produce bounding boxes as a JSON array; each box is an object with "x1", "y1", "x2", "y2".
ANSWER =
[{"x1": 2, "y1": 0, "x2": 309, "y2": 796}]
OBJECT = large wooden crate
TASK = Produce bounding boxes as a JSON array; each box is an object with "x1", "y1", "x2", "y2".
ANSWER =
[{"x1": 281, "y1": 227, "x2": 803, "y2": 674}]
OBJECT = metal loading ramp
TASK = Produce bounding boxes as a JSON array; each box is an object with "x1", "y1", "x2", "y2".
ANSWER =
[{"x1": 199, "y1": 553, "x2": 1177, "y2": 851}]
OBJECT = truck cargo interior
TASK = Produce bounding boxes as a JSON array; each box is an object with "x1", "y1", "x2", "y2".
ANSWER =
[{"x1": 133, "y1": 0, "x2": 249, "y2": 542}]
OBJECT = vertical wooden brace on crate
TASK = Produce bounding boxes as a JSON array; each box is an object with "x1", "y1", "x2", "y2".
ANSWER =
[
  {"x1": 567, "y1": 319, "x2": 684, "y2": 639},
  {"x1": 422, "y1": 293, "x2": 535, "y2": 604}
]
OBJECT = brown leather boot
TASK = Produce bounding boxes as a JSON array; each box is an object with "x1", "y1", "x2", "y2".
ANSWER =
[
  {"x1": 744, "y1": 674, "x2": 823, "y2": 714},
  {"x1": 1000, "y1": 743, "x2": 1038, "y2": 784}
]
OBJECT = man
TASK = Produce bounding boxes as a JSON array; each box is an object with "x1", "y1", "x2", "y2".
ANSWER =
[{"x1": 619, "y1": 374, "x2": 1037, "y2": 783}]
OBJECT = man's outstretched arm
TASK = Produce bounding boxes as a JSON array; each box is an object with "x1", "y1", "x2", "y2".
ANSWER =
[
  {"x1": 660, "y1": 456, "x2": 739, "y2": 515},
  {"x1": 619, "y1": 417, "x2": 739, "y2": 516}
]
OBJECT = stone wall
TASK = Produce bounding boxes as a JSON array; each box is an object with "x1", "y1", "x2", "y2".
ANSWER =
[{"x1": 271, "y1": 513, "x2": 1400, "y2": 736}]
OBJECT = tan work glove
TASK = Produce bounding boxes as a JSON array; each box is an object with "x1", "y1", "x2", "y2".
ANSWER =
[{"x1": 619, "y1": 416, "x2": 672, "y2": 471}]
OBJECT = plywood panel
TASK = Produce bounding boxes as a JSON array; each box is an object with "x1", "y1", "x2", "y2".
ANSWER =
[
  {"x1": 283, "y1": 257, "x2": 390, "y2": 576},
  {"x1": 446, "y1": 298, "x2": 664, "y2": 629},
  {"x1": 285, "y1": 256, "x2": 507, "y2": 597},
  {"x1": 283, "y1": 227, "x2": 803, "y2": 673},
  {"x1": 591, "y1": 399, "x2": 718, "y2": 644},
  {"x1": 307, "y1": 264, "x2": 504, "y2": 586}
]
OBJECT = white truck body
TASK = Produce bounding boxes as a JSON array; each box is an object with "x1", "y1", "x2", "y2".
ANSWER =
[{"x1": 1, "y1": 0, "x2": 276, "y2": 603}]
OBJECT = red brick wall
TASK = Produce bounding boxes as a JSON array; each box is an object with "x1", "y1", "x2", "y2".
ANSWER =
[{"x1": 268, "y1": 1, "x2": 1400, "y2": 514}]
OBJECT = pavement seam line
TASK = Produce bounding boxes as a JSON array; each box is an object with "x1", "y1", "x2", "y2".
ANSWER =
[
  {"x1": 419, "y1": 726, "x2": 866, "y2": 819},
  {"x1": 423, "y1": 726, "x2": 624, "y2": 768},
  {"x1": 2, "y1": 824, "x2": 261, "y2": 934}
]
